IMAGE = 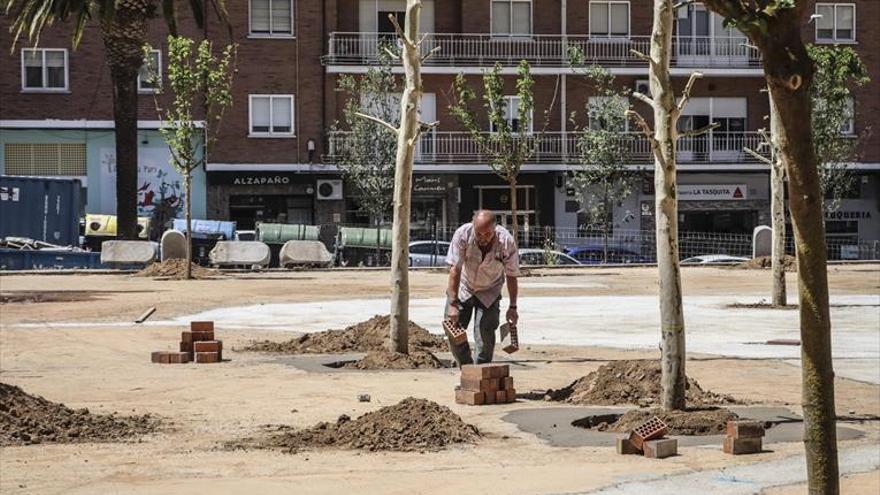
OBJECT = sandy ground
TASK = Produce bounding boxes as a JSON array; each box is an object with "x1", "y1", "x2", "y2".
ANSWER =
[{"x1": 1, "y1": 265, "x2": 878, "y2": 494}]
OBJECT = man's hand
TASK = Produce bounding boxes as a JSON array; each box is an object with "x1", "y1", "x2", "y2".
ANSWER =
[
  {"x1": 506, "y1": 306, "x2": 518, "y2": 326},
  {"x1": 447, "y1": 300, "x2": 460, "y2": 322}
]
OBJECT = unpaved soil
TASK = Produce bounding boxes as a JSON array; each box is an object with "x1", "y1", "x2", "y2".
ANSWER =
[
  {"x1": 228, "y1": 398, "x2": 479, "y2": 453},
  {"x1": 587, "y1": 407, "x2": 741, "y2": 436},
  {"x1": 134, "y1": 259, "x2": 220, "y2": 279},
  {"x1": 736, "y1": 255, "x2": 797, "y2": 271},
  {"x1": 242, "y1": 315, "x2": 447, "y2": 354},
  {"x1": 0, "y1": 383, "x2": 160, "y2": 446},
  {"x1": 545, "y1": 360, "x2": 739, "y2": 407},
  {"x1": 341, "y1": 348, "x2": 449, "y2": 370},
  {"x1": 0, "y1": 290, "x2": 141, "y2": 304}
]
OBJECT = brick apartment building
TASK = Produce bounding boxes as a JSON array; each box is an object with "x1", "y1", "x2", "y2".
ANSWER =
[{"x1": 1, "y1": 1, "x2": 878, "y2": 254}]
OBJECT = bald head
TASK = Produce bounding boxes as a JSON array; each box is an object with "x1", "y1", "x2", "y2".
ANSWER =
[{"x1": 472, "y1": 210, "x2": 497, "y2": 248}]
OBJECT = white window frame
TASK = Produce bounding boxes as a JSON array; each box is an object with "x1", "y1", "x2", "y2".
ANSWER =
[
  {"x1": 137, "y1": 49, "x2": 162, "y2": 93},
  {"x1": 20, "y1": 48, "x2": 69, "y2": 92},
  {"x1": 490, "y1": 96, "x2": 534, "y2": 134},
  {"x1": 815, "y1": 3, "x2": 856, "y2": 43},
  {"x1": 490, "y1": 0, "x2": 533, "y2": 37},
  {"x1": 249, "y1": 0, "x2": 295, "y2": 38},
  {"x1": 588, "y1": 0, "x2": 631, "y2": 38},
  {"x1": 248, "y1": 94, "x2": 295, "y2": 138}
]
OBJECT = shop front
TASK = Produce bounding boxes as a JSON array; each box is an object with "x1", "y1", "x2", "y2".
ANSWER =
[{"x1": 411, "y1": 174, "x2": 458, "y2": 240}]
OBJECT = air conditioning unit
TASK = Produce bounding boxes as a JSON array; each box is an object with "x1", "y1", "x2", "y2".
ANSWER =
[
  {"x1": 635, "y1": 79, "x2": 650, "y2": 96},
  {"x1": 316, "y1": 179, "x2": 343, "y2": 200}
]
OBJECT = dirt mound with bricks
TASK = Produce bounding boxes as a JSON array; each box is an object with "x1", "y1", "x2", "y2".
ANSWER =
[
  {"x1": 546, "y1": 360, "x2": 740, "y2": 407},
  {"x1": 229, "y1": 398, "x2": 479, "y2": 453},
  {"x1": 736, "y1": 255, "x2": 797, "y2": 272},
  {"x1": 0, "y1": 383, "x2": 160, "y2": 446},
  {"x1": 342, "y1": 349, "x2": 449, "y2": 370},
  {"x1": 242, "y1": 315, "x2": 448, "y2": 354},
  {"x1": 134, "y1": 259, "x2": 219, "y2": 279},
  {"x1": 592, "y1": 407, "x2": 740, "y2": 436}
]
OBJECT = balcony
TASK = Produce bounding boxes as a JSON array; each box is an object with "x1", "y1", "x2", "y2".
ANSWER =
[
  {"x1": 324, "y1": 33, "x2": 762, "y2": 70},
  {"x1": 326, "y1": 131, "x2": 770, "y2": 166}
]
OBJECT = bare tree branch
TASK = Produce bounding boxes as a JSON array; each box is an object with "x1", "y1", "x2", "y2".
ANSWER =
[
  {"x1": 387, "y1": 13, "x2": 414, "y2": 49},
  {"x1": 677, "y1": 71, "x2": 704, "y2": 112},
  {"x1": 679, "y1": 121, "x2": 720, "y2": 137},
  {"x1": 421, "y1": 45, "x2": 441, "y2": 63},
  {"x1": 630, "y1": 49, "x2": 655, "y2": 67},
  {"x1": 632, "y1": 91, "x2": 655, "y2": 108},
  {"x1": 744, "y1": 146, "x2": 774, "y2": 165},
  {"x1": 354, "y1": 112, "x2": 399, "y2": 134},
  {"x1": 626, "y1": 109, "x2": 653, "y2": 139},
  {"x1": 673, "y1": 0, "x2": 695, "y2": 10},
  {"x1": 383, "y1": 46, "x2": 400, "y2": 60}
]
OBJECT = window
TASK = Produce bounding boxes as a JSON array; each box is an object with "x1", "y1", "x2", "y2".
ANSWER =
[
  {"x1": 21, "y1": 49, "x2": 68, "y2": 91},
  {"x1": 4, "y1": 143, "x2": 87, "y2": 176},
  {"x1": 816, "y1": 3, "x2": 855, "y2": 42},
  {"x1": 249, "y1": 95, "x2": 295, "y2": 137},
  {"x1": 138, "y1": 50, "x2": 161, "y2": 92},
  {"x1": 840, "y1": 97, "x2": 855, "y2": 135},
  {"x1": 250, "y1": 0, "x2": 293, "y2": 37},
  {"x1": 589, "y1": 1, "x2": 630, "y2": 37},
  {"x1": 492, "y1": 0, "x2": 532, "y2": 36},
  {"x1": 490, "y1": 96, "x2": 533, "y2": 133}
]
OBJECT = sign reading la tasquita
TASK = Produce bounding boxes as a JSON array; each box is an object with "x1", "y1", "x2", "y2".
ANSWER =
[{"x1": 825, "y1": 210, "x2": 872, "y2": 220}]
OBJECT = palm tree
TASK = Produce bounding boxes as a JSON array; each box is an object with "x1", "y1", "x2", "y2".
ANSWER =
[{"x1": 4, "y1": 0, "x2": 229, "y2": 239}]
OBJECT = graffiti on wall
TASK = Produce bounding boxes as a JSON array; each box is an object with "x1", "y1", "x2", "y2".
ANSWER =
[{"x1": 99, "y1": 148, "x2": 184, "y2": 218}]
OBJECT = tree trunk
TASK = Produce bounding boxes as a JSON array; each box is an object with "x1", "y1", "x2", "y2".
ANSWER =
[
  {"x1": 185, "y1": 173, "x2": 193, "y2": 280},
  {"x1": 769, "y1": 96, "x2": 787, "y2": 306},
  {"x1": 389, "y1": 0, "x2": 423, "y2": 355},
  {"x1": 766, "y1": 40, "x2": 839, "y2": 495},
  {"x1": 101, "y1": 2, "x2": 149, "y2": 240},
  {"x1": 650, "y1": 0, "x2": 686, "y2": 412},
  {"x1": 509, "y1": 178, "x2": 519, "y2": 245}
]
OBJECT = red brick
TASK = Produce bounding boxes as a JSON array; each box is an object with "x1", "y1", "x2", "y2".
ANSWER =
[
  {"x1": 180, "y1": 341, "x2": 193, "y2": 353},
  {"x1": 495, "y1": 390, "x2": 507, "y2": 403},
  {"x1": 166, "y1": 352, "x2": 191, "y2": 364},
  {"x1": 505, "y1": 388, "x2": 516, "y2": 403},
  {"x1": 191, "y1": 321, "x2": 214, "y2": 332},
  {"x1": 192, "y1": 330, "x2": 214, "y2": 342},
  {"x1": 629, "y1": 416, "x2": 668, "y2": 450},
  {"x1": 443, "y1": 320, "x2": 468, "y2": 346},
  {"x1": 616, "y1": 436, "x2": 642, "y2": 455},
  {"x1": 455, "y1": 389, "x2": 485, "y2": 406},
  {"x1": 501, "y1": 376, "x2": 514, "y2": 391},
  {"x1": 489, "y1": 364, "x2": 509, "y2": 379},
  {"x1": 483, "y1": 389, "x2": 496, "y2": 405},
  {"x1": 723, "y1": 436, "x2": 763, "y2": 455},
  {"x1": 193, "y1": 340, "x2": 223, "y2": 354},
  {"x1": 181, "y1": 331, "x2": 194, "y2": 344},
  {"x1": 151, "y1": 351, "x2": 165, "y2": 363},
  {"x1": 460, "y1": 377, "x2": 499, "y2": 393},
  {"x1": 726, "y1": 420, "x2": 765, "y2": 439},
  {"x1": 195, "y1": 352, "x2": 221, "y2": 364},
  {"x1": 643, "y1": 438, "x2": 678, "y2": 459},
  {"x1": 461, "y1": 364, "x2": 493, "y2": 380}
]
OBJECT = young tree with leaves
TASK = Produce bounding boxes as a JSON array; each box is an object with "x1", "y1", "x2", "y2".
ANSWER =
[
  {"x1": 450, "y1": 60, "x2": 558, "y2": 244},
  {"x1": 626, "y1": 0, "x2": 717, "y2": 412},
  {"x1": 357, "y1": 2, "x2": 438, "y2": 354},
  {"x1": 701, "y1": 1, "x2": 842, "y2": 492},
  {"x1": 332, "y1": 55, "x2": 399, "y2": 264},
  {"x1": 5, "y1": 0, "x2": 230, "y2": 240},
  {"x1": 567, "y1": 58, "x2": 640, "y2": 263},
  {"x1": 146, "y1": 36, "x2": 234, "y2": 280}
]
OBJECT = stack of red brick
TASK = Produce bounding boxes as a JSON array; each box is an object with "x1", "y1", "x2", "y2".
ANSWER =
[
  {"x1": 618, "y1": 416, "x2": 678, "y2": 459},
  {"x1": 454, "y1": 363, "x2": 516, "y2": 405},
  {"x1": 151, "y1": 321, "x2": 223, "y2": 364},
  {"x1": 723, "y1": 420, "x2": 765, "y2": 455}
]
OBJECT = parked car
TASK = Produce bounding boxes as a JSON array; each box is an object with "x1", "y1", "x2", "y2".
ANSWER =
[
  {"x1": 565, "y1": 245, "x2": 649, "y2": 264},
  {"x1": 409, "y1": 240, "x2": 450, "y2": 267},
  {"x1": 234, "y1": 230, "x2": 256, "y2": 241},
  {"x1": 681, "y1": 254, "x2": 749, "y2": 264},
  {"x1": 518, "y1": 248, "x2": 581, "y2": 266}
]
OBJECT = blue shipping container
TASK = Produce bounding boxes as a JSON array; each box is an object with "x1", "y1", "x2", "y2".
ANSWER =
[{"x1": 0, "y1": 176, "x2": 82, "y2": 246}]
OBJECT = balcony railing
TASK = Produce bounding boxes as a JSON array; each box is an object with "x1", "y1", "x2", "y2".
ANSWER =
[
  {"x1": 324, "y1": 33, "x2": 762, "y2": 69},
  {"x1": 326, "y1": 131, "x2": 770, "y2": 165}
]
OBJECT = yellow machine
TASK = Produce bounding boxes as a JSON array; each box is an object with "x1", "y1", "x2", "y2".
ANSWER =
[{"x1": 84, "y1": 214, "x2": 150, "y2": 239}]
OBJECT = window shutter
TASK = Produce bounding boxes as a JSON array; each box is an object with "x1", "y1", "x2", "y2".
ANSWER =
[
  {"x1": 251, "y1": 97, "x2": 271, "y2": 132},
  {"x1": 251, "y1": 0, "x2": 271, "y2": 33},
  {"x1": 590, "y1": 3, "x2": 608, "y2": 35},
  {"x1": 492, "y1": 2, "x2": 511, "y2": 34},
  {"x1": 272, "y1": 0, "x2": 292, "y2": 34},
  {"x1": 272, "y1": 97, "x2": 292, "y2": 133},
  {"x1": 610, "y1": 3, "x2": 628, "y2": 35},
  {"x1": 512, "y1": 2, "x2": 531, "y2": 34}
]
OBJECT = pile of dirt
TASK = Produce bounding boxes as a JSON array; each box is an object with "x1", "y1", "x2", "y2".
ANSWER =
[
  {"x1": 230, "y1": 398, "x2": 479, "y2": 453},
  {"x1": 737, "y1": 255, "x2": 797, "y2": 272},
  {"x1": 0, "y1": 383, "x2": 160, "y2": 446},
  {"x1": 342, "y1": 349, "x2": 448, "y2": 370},
  {"x1": 134, "y1": 259, "x2": 219, "y2": 279},
  {"x1": 242, "y1": 315, "x2": 447, "y2": 354},
  {"x1": 545, "y1": 360, "x2": 739, "y2": 407},
  {"x1": 585, "y1": 407, "x2": 740, "y2": 436}
]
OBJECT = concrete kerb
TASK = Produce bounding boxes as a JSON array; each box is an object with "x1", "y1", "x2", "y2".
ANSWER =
[{"x1": 500, "y1": 406, "x2": 865, "y2": 449}]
